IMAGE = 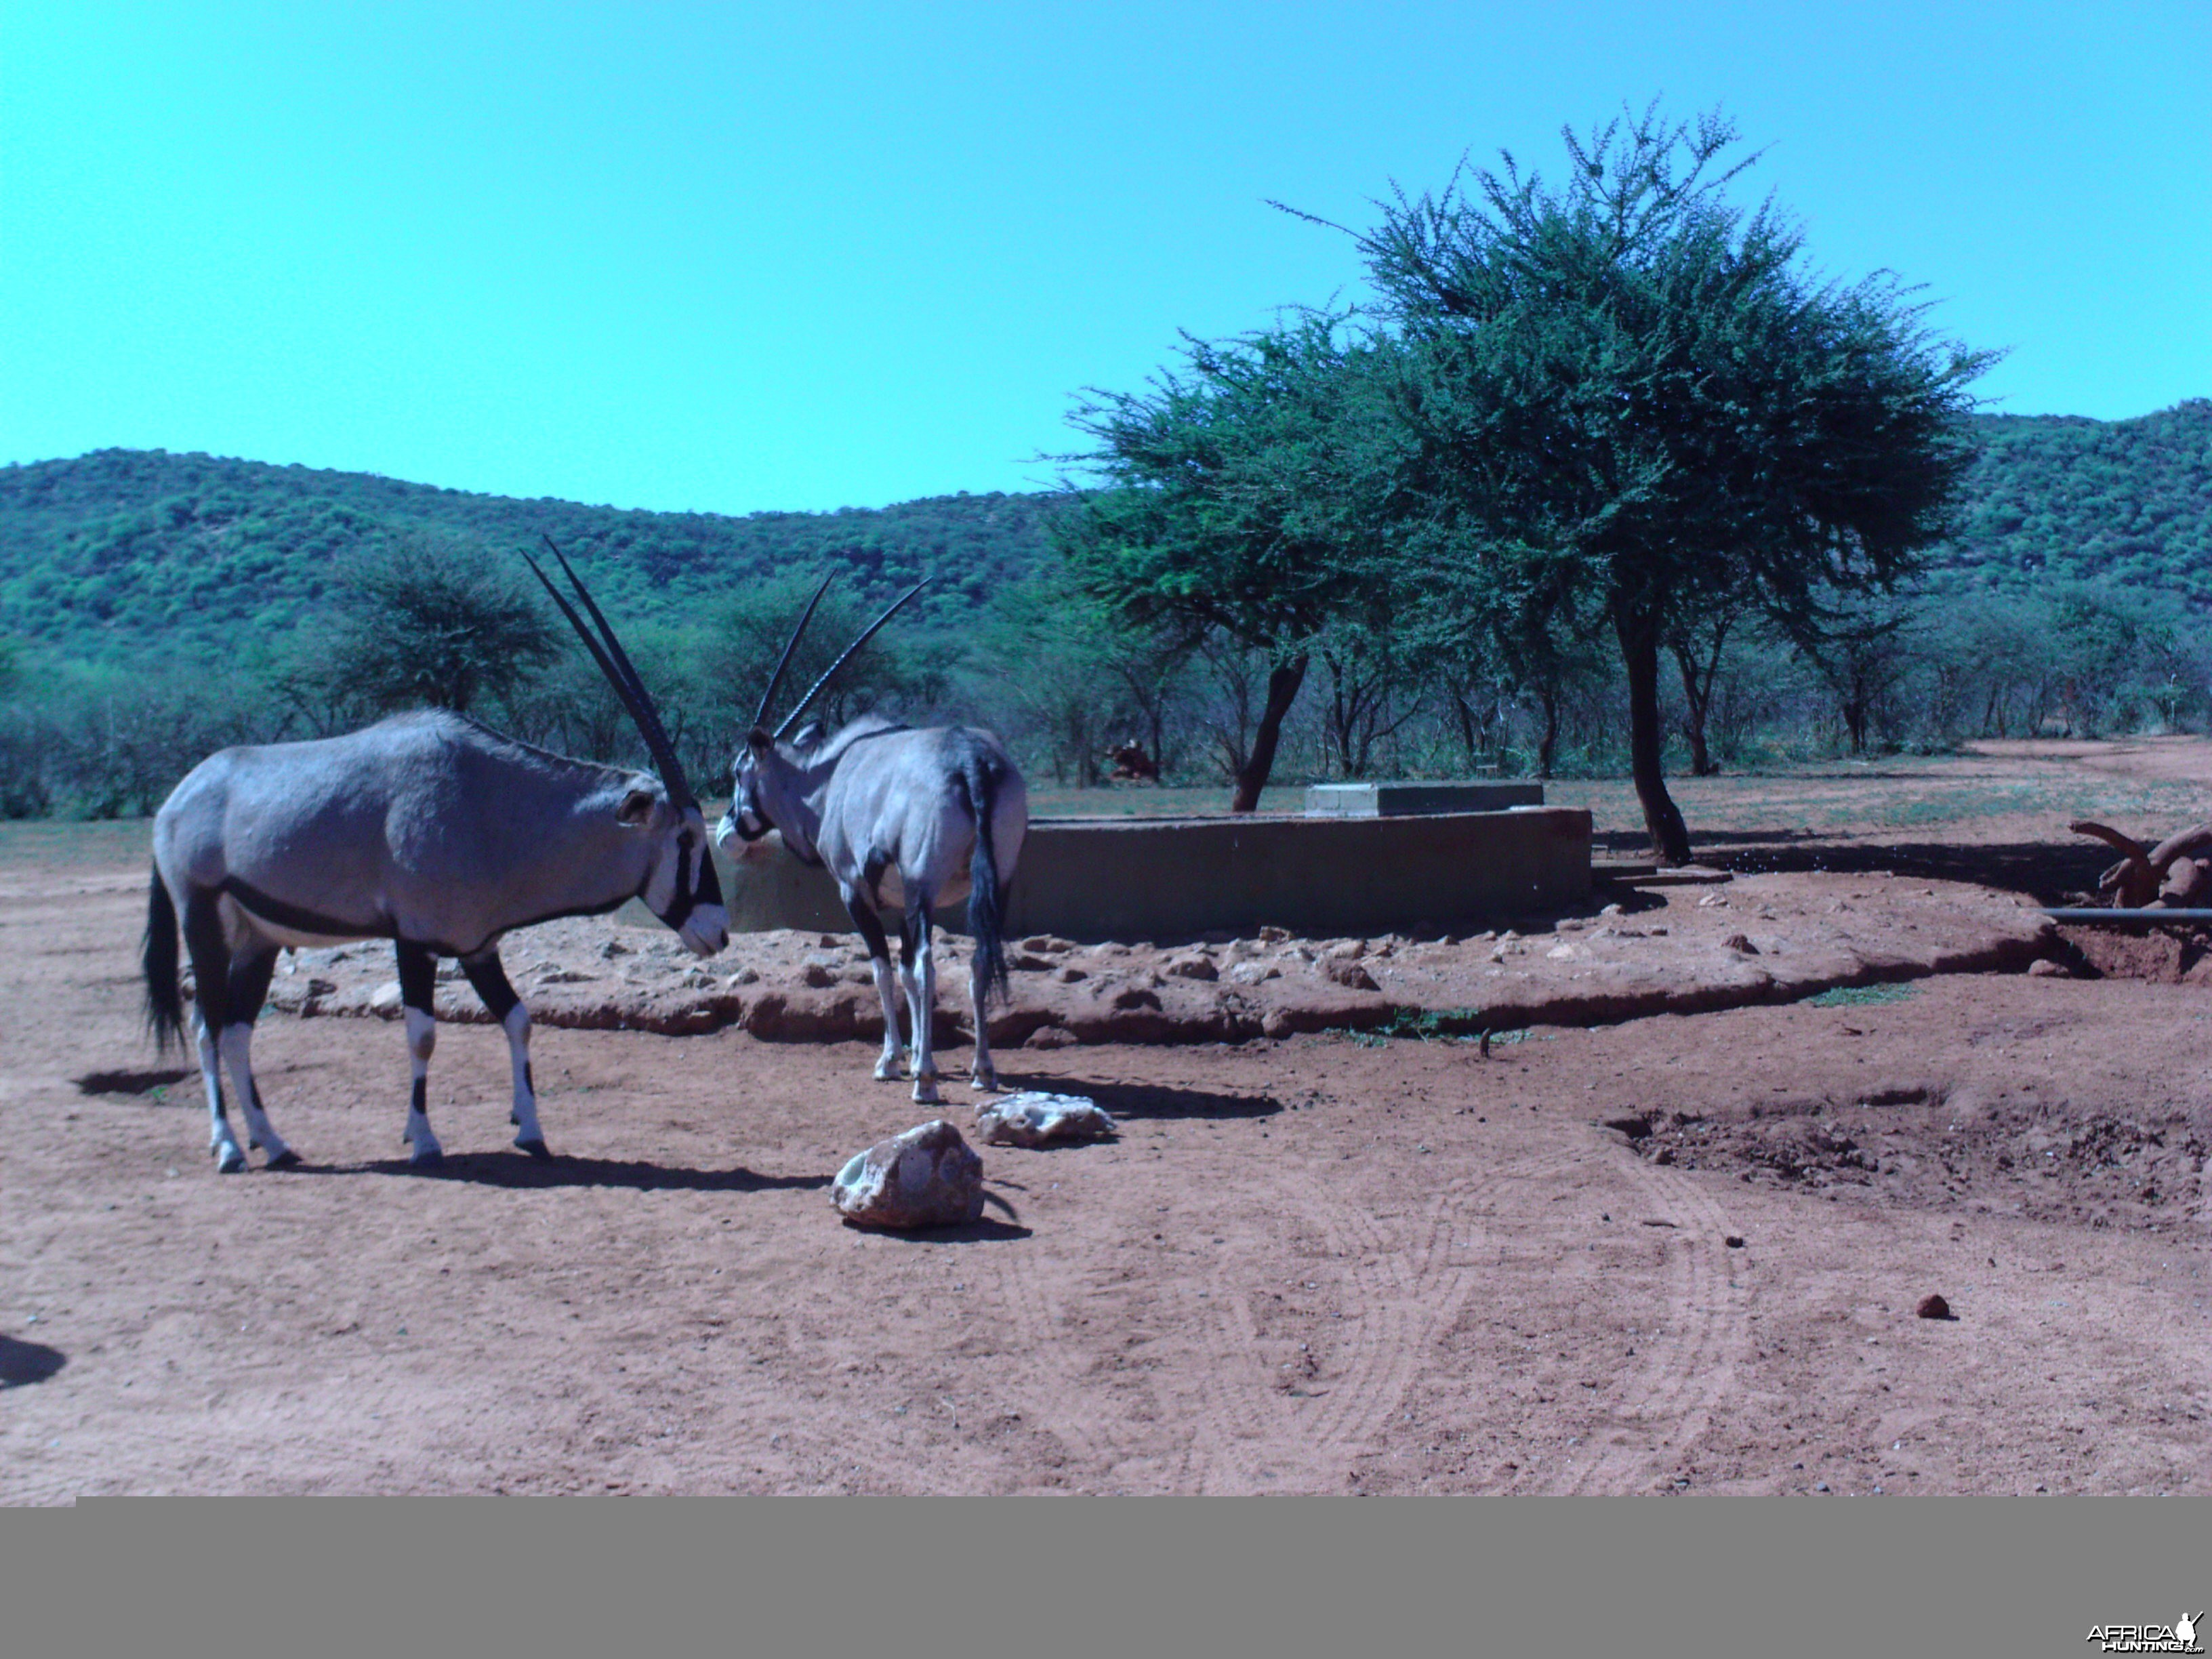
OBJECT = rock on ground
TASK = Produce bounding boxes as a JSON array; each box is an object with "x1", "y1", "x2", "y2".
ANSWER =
[
  {"x1": 974, "y1": 1092, "x2": 1118, "y2": 1148},
  {"x1": 831, "y1": 1120, "x2": 986, "y2": 1230}
]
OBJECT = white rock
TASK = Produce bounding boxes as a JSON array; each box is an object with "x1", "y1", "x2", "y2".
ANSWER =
[
  {"x1": 975, "y1": 1092, "x2": 1118, "y2": 1148},
  {"x1": 369, "y1": 981, "x2": 404, "y2": 1012},
  {"x1": 832, "y1": 1121, "x2": 986, "y2": 1229}
]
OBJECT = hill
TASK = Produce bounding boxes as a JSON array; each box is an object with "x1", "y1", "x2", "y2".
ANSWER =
[
  {"x1": 1935, "y1": 399, "x2": 2212, "y2": 602},
  {"x1": 0, "y1": 448, "x2": 1064, "y2": 664},
  {"x1": 1, "y1": 401, "x2": 2207, "y2": 665}
]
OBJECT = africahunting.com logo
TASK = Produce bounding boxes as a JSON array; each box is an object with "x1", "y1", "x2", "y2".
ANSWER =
[{"x1": 2087, "y1": 1614, "x2": 2204, "y2": 1654}]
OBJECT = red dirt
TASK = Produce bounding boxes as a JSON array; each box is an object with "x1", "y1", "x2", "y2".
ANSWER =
[{"x1": 5, "y1": 743, "x2": 2211, "y2": 1496}]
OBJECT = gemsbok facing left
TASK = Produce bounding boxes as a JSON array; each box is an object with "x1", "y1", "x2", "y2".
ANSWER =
[{"x1": 143, "y1": 541, "x2": 728, "y2": 1172}]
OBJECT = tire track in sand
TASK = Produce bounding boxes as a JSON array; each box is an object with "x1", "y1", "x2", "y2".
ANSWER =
[{"x1": 1559, "y1": 1150, "x2": 1755, "y2": 1494}]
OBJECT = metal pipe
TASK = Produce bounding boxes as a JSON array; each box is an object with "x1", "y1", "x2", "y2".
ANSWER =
[{"x1": 2041, "y1": 907, "x2": 2212, "y2": 926}]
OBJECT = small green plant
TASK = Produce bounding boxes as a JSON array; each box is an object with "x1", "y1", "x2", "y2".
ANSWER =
[
  {"x1": 1805, "y1": 981, "x2": 1920, "y2": 1008},
  {"x1": 1341, "y1": 1009, "x2": 1531, "y2": 1046}
]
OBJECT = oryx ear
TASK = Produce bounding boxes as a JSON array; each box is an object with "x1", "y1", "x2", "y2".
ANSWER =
[
  {"x1": 616, "y1": 785, "x2": 659, "y2": 826},
  {"x1": 792, "y1": 721, "x2": 824, "y2": 752},
  {"x1": 747, "y1": 725, "x2": 774, "y2": 754}
]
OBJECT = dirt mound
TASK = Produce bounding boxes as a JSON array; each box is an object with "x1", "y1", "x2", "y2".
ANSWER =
[
  {"x1": 260, "y1": 872, "x2": 2055, "y2": 1044},
  {"x1": 1612, "y1": 1089, "x2": 2210, "y2": 1236}
]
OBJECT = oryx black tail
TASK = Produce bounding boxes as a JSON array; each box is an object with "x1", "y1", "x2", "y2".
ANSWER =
[
  {"x1": 143, "y1": 861, "x2": 186, "y2": 1054},
  {"x1": 960, "y1": 739, "x2": 1012, "y2": 1006}
]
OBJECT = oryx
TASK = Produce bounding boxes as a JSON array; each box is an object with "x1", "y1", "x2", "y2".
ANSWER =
[
  {"x1": 142, "y1": 541, "x2": 727, "y2": 1171},
  {"x1": 716, "y1": 581, "x2": 1027, "y2": 1103}
]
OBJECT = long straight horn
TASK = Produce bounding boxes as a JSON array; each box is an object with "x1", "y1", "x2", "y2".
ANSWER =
[
  {"x1": 754, "y1": 571, "x2": 835, "y2": 730},
  {"x1": 523, "y1": 539, "x2": 698, "y2": 811},
  {"x1": 773, "y1": 581, "x2": 926, "y2": 741}
]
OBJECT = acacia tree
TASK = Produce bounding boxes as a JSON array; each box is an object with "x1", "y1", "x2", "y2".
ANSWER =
[
  {"x1": 319, "y1": 535, "x2": 564, "y2": 716},
  {"x1": 1334, "y1": 103, "x2": 1989, "y2": 860},
  {"x1": 1057, "y1": 314, "x2": 1406, "y2": 811}
]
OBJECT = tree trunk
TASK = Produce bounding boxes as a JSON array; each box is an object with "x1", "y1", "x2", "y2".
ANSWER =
[
  {"x1": 1536, "y1": 684, "x2": 1560, "y2": 779},
  {"x1": 1670, "y1": 619, "x2": 1728, "y2": 777},
  {"x1": 1231, "y1": 655, "x2": 1308, "y2": 813},
  {"x1": 1617, "y1": 609, "x2": 1692, "y2": 864}
]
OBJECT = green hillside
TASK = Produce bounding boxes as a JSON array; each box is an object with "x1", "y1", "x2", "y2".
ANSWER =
[
  {"x1": 0, "y1": 447, "x2": 1063, "y2": 664},
  {"x1": 1, "y1": 399, "x2": 2207, "y2": 666},
  {"x1": 1934, "y1": 399, "x2": 2212, "y2": 602}
]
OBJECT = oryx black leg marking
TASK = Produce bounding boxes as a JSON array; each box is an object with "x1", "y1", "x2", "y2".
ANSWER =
[
  {"x1": 396, "y1": 940, "x2": 443, "y2": 1165},
  {"x1": 220, "y1": 947, "x2": 297, "y2": 1168},
  {"x1": 180, "y1": 891, "x2": 247, "y2": 1173},
  {"x1": 901, "y1": 898, "x2": 941, "y2": 1103},
  {"x1": 846, "y1": 893, "x2": 905, "y2": 1082},
  {"x1": 461, "y1": 949, "x2": 548, "y2": 1159},
  {"x1": 966, "y1": 928, "x2": 1000, "y2": 1096}
]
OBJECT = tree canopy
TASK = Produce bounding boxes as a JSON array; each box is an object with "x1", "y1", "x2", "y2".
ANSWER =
[
  {"x1": 1341, "y1": 103, "x2": 1992, "y2": 859},
  {"x1": 1056, "y1": 314, "x2": 1408, "y2": 808}
]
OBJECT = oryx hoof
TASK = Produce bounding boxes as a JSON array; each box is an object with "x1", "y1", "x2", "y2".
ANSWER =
[
  {"x1": 510, "y1": 1111, "x2": 520, "y2": 1126},
  {"x1": 912, "y1": 1079, "x2": 943, "y2": 1105},
  {"x1": 409, "y1": 1145, "x2": 445, "y2": 1169},
  {"x1": 216, "y1": 1147, "x2": 247, "y2": 1174},
  {"x1": 969, "y1": 1070, "x2": 1000, "y2": 1093},
  {"x1": 874, "y1": 1057, "x2": 903, "y2": 1082},
  {"x1": 515, "y1": 1136, "x2": 550, "y2": 1160},
  {"x1": 247, "y1": 1136, "x2": 261, "y2": 1151},
  {"x1": 264, "y1": 1149, "x2": 302, "y2": 1171}
]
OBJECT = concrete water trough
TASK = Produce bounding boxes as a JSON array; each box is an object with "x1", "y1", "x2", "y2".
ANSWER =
[{"x1": 719, "y1": 795, "x2": 1593, "y2": 943}]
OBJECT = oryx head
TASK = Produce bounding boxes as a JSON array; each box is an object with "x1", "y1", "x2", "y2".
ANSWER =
[
  {"x1": 716, "y1": 576, "x2": 923, "y2": 863},
  {"x1": 525, "y1": 539, "x2": 729, "y2": 957}
]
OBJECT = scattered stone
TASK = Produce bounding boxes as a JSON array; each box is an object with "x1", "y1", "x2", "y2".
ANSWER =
[
  {"x1": 1723, "y1": 934, "x2": 1759, "y2": 954},
  {"x1": 1320, "y1": 958, "x2": 1380, "y2": 991},
  {"x1": 600, "y1": 939, "x2": 632, "y2": 958},
  {"x1": 1258, "y1": 926, "x2": 1290, "y2": 943},
  {"x1": 1325, "y1": 939, "x2": 1368, "y2": 961},
  {"x1": 2027, "y1": 958, "x2": 2068, "y2": 978},
  {"x1": 1053, "y1": 965, "x2": 1088, "y2": 984},
  {"x1": 1599, "y1": 903, "x2": 1624, "y2": 917},
  {"x1": 369, "y1": 981, "x2": 404, "y2": 1013},
  {"x1": 1546, "y1": 944, "x2": 1577, "y2": 961},
  {"x1": 1023, "y1": 1024, "x2": 1078, "y2": 1049},
  {"x1": 1915, "y1": 1294, "x2": 1955, "y2": 1321},
  {"x1": 816, "y1": 933, "x2": 843, "y2": 948},
  {"x1": 1164, "y1": 954, "x2": 1218, "y2": 981},
  {"x1": 831, "y1": 1120, "x2": 985, "y2": 1230},
  {"x1": 1227, "y1": 961, "x2": 1281, "y2": 985},
  {"x1": 1020, "y1": 935, "x2": 1078, "y2": 954},
  {"x1": 728, "y1": 966, "x2": 761, "y2": 987},
  {"x1": 975, "y1": 1092, "x2": 1118, "y2": 1147},
  {"x1": 800, "y1": 962, "x2": 840, "y2": 988}
]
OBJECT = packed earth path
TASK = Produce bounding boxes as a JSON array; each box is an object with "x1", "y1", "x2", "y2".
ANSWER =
[{"x1": 4, "y1": 740, "x2": 2211, "y2": 1496}]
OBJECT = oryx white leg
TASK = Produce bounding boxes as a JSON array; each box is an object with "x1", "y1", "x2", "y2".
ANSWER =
[
  {"x1": 220, "y1": 947, "x2": 295, "y2": 1168},
  {"x1": 402, "y1": 1008, "x2": 443, "y2": 1164},
  {"x1": 842, "y1": 896, "x2": 908, "y2": 1083},
  {"x1": 871, "y1": 956, "x2": 907, "y2": 1080},
  {"x1": 221, "y1": 1024, "x2": 295, "y2": 1169},
  {"x1": 198, "y1": 1021, "x2": 246, "y2": 1174},
  {"x1": 968, "y1": 951, "x2": 999, "y2": 1094},
  {"x1": 501, "y1": 1004, "x2": 545, "y2": 1153},
  {"x1": 395, "y1": 943, "x2": 443, "y2": 1165},
  {"x1": 459, "y1": 949, "x2": 546, "y2": 1158},
  {"x1": 904, "y1": 903, "x2": 941, "y2": 1105}
]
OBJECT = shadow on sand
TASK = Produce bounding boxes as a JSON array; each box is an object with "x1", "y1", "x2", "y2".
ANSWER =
[
  {"x1": 984, "y1": 1071, "x2": 1280, "y2": 1122},
  {"x1": 304, "y1": 1151, "x2": 831, "y2": 1193},
  {"x1": 0, "y1": 1333, "x2": 66, "y2": 1388}
]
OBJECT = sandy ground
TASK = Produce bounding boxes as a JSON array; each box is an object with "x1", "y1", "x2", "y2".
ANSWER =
[{"x1": 5, "y1": 740, "x2": 2212, "y2": 1496}]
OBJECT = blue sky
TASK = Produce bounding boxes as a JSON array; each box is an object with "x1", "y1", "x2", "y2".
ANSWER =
[{"x1": 2, "y1": 2, "x2": 2205, "y2": 514}]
